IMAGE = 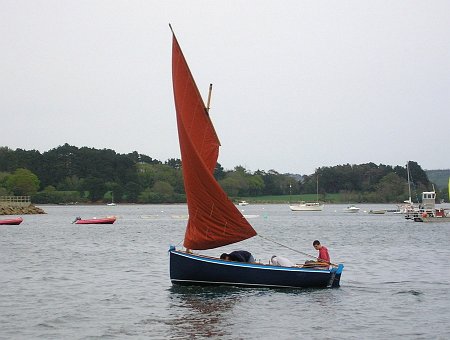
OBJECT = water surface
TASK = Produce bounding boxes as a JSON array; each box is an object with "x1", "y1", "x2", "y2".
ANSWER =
[{"x1": 1, "y1": 204, "x2": 449, "y2": 339}]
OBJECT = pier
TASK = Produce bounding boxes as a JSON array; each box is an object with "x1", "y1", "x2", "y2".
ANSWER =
[{"x1": 0, "y1": 196, "x2": 45, "y2": 215}]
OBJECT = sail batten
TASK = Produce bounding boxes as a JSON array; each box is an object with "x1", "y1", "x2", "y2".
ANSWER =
[{"x1": 172, "y1": 31, "x2": 256, "y2": 250}]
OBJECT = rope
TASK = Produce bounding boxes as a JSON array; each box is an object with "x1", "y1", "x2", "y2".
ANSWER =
[{"x1": 257, "y1": 234, "x2": 338, "y2": 267}]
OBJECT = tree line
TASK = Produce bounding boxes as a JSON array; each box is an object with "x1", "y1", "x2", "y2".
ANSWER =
[{"x1": 0, "y1": 144, "x2": 444, "y2": 204}]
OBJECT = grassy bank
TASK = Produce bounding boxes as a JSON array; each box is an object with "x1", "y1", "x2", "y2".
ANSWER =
[{"x1": 235, "y1": 193, "x2": 343, "y2": 204}]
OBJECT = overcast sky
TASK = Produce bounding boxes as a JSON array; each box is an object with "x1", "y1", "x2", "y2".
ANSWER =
[{"x1": 1, "y1": 1, "x2": 449, "y2": 174}]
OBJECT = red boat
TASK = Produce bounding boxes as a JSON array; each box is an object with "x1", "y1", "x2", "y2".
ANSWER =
[
  {"x1": 73, "y1": 216, "x2": 116, "y2": 224},
  {"x1": 0, "y1": 217, "x2": 23, "y2": 225}
]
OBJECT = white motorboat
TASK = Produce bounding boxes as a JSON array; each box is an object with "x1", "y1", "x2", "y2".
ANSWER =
[{"x1": 343, "y1": 205, "x2": 360, "y2": 213}]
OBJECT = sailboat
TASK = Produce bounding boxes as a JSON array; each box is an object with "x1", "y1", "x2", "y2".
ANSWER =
[
  {"x1": 398, "y1": 161, "x2": 416, "y2": 217},
  {"x1": 289, "y1": 176, "x2": 324, "y2": 211},
  {"x1": 107, "y1": 192, "x2": 116, "y2": 206},
  {"x1": 168, "y1": 26, "x2": 343, "y2": 289}
]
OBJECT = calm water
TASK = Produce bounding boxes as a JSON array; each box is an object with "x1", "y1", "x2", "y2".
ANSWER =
[{"x1": 1, "y1": 204, "x2": 450, "y2": 339}]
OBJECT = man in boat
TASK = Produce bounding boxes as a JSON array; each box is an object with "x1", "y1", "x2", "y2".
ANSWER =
[
  {"x1": 313, "y1": 240, "x2": 330, "y2": 267},
  {"x1": 220, "y1": 250, "x2": 255, "y2": 263},
  {"x1": 305, "y1": 240, "x2": 330, "y2": 268}
]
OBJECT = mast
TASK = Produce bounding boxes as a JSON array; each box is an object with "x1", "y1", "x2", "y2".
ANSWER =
[
  {"x1": 206, "y1": 84, "x2": 213, "y2": 113},
  {"x1": 289, "y1": 183, "x2": 292, "y2": 204},
  {"x1": 406, "y1": 161, "x2": 412, "y2": 204},
  {"x1": 316, "y1": 175, "x2": 319, "y2": 203}
]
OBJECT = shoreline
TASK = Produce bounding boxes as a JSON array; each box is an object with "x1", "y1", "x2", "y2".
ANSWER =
[{"x1": 0, "y1": 205, "x2": 46, "y2": 215}]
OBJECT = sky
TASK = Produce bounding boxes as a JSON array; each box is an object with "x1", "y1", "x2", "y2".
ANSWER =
[{"x1": 1, "y1": 1, "x2": 449, "y2": 175}]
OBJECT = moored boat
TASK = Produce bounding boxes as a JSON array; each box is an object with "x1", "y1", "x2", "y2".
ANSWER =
[
  {"x1": 168, "y1": 26, "x2": 343, "y2": 289},
  {"x1": 343, "y1": 205, "x2": 360, "y2": 213},
  {"x1": 398, "y1": 161, "x2": 418, "y2": 218},
  {"x1": 290, "y1": 201, "x2": 324, "y2": 211},
  {"x1": 368, "y1": 210, "x2": 386, "y2": 214},
  {"x1": 106, "y1": 193, "x2": 116, "y2": 206},
  {"x1": 73, "y1": 216, "x2": 116, "y2": 224},
  {"x1": 0, "y1": 217, "x2": 23, "y2": 225},
  {"x1": 289, "y1": 176, "x2": 324, "y2": 211},
  {"x1": 408, "y1": 189, "x2": 450, "y2": 223}
]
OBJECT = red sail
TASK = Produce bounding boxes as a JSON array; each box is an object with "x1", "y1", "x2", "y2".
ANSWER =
[{"x1": 171, "y1": 32, "x2": 257, "y2": 250}]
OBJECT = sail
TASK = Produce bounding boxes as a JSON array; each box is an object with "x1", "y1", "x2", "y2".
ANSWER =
[{"x1": 171, "y1": 30, "x2": 257, "y2": 250}]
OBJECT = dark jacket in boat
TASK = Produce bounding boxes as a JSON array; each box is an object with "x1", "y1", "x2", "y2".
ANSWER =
[{"x1": 222, "y1": 250, "x2": 254, "y2": 263}]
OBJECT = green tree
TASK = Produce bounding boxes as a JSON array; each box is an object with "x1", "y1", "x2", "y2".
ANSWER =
[
  {"x1": 300, "y1": 174, "x2": 316, "y2": 194},
  {"x1": 0, "y1": 147, "x2": 18, "y2": 172},
  {"x1": 374, "y1": 172, "x2": 408, "y2": 202},
  {"x1": 57, "y1": 175, "x2": 82, "y2": 191},
  {"x1": 6, "y1": 168, "x2": 40, "y2": 195},
  {"x1": 226, "y1": 167, "x2": 249, "y2": 196},
  {"x1": 408, "y1": 161, "x2": 430, "y2": 188},
  {"x1": 104, "y1": 182, "x2": 124, "y2": 203},
  {"x1": 214, "y1": 162, "x2": 225, "y2": 180},
  {"x1": 138, "y1": 188, "x2": 159, "y2": 203},
  {"x1": 137, "y1": 163, "x2": 184, "y2": 194},
  {"x1": 0, "y1": 172, "x2": 9, "y2": 196},
  {"x1": 140, "y1": 180, "x2": 176, "y2": 202},
  {"x1": 165, "y1": 158, "x2": 182, "y2": 169},
  {"x1": 247, "y1": 174, "x2": 265, "y2": 196},
  {"x1": 260, "y1": 169, "x2": 291, "y2": 195},
  {"x1": 124, "y1": 181, "x2": 141, "y2": 202},
  {"x1": 153, "y1": 181, "x2": 174, "y2": 196},
  {"x1": 0, "y1": 171, "x2": 10, "y2": 192},
  {"x1": 219, "y1": 177, "x2": 241, "y2": 197},
  {"x1": 81, "y1": 176, "x2": 106, "y2": 202}
]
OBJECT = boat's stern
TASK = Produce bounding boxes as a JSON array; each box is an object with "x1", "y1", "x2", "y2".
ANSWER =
[{"x1": 330, "y1": 264, "x2": 344, "y2": 288}]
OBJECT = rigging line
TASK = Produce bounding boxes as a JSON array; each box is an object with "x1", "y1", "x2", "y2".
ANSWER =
[{"x1": 256, "y1": 234, "x2": 337, "y2": 267}]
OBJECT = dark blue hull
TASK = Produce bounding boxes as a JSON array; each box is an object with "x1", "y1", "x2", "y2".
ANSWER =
[{"x1": 169, "y1": 248, "x2": 343, "y2": 289}]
